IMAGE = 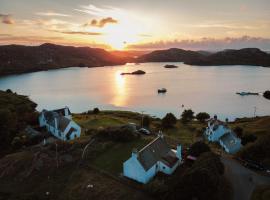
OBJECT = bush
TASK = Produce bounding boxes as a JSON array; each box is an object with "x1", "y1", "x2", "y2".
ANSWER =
[
  {"x1": 181, "y1": 109, "x2": 194, "y2": 123},
  {"x1": 162, "y1": 113, "x2": 177, "y2": 128},
  {"x1": 238, "y1": 134, "x2": 270, "y2": 167},
  {"x1": 188, "y1": 141, "x2": 211, "y2": 157},
  {"x1": 98, "y1": 126, "x2": 137, "y2": 142},
  {"x1": 142, "y1": 115, "x2": 151, "y2": 127},
  {"x1": 263, "y1": 90, "x2": 270, "y2": 100},
  {"x1": 234, "y1": 126, "x2": 243, "y2": 138},
  {"x1": 93, "y1": 107, "x2": 100, "y2": 115},
  {"x1": 241, "y1": 134, "x2": 257, "y2": 145},
  {"x1": 196, "y1": 112, "x2": 210, "y2": 123},
  {"x1": 165, "y1": 152, "x2": 228, "y2": 200}
]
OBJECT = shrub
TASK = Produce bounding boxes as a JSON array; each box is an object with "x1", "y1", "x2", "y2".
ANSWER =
[
  {"x1": 98, "y1": 126, "x2": 136, "y2": 142},
  {"x1": 181, "y1": 109, "x2": 194, "y2": 123},
  {"x1": 234, "y1": 126, "x2": 243, "y2": 138},
  {"x1": 162, "y1": 113, "x2": 177, "y2": 128},
  {"x1": 188, "y1": 141, "x2": 211, "y2": 157},
  {"x1": 196, "y1": 112, "x2": 210, "y2": 123},
  {"x1": 142, "y1": 115, "x2": 151, "y2": 127},
  {"x1": 93, "y1": 107, "x2": 100, "y2": 115},
  {"x1": 241, "y1": 134, "x2": 257, "y2": 145},
  {"x1": 263, "y1": 90, "x2": 270, "y2": 100}
]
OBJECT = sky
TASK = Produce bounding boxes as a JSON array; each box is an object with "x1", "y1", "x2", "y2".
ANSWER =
[{"x1": 0, "y1": 0, "x2": 270, "y2": 50}]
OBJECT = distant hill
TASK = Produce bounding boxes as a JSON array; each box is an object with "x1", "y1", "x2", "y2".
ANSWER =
[
  {"x1": 0, "y1": 43, "x2": 127, "y2": 76},
  {"x1": 137, "y1": 48, "x2": 270, "y2": 67},
  {"x1": 186, "y1": 48, "x2": 270, "y2": 67},
  {"x1": 136, "y1": 48, "x2": 203, "y2": 63}
]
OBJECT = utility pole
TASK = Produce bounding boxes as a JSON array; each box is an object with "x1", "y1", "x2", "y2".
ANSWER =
[
  {"x1": 254, "y1": 106, "x2": 257, "y2": 118},
  {"x1": 141, "y1": 111, "x2": 145, "y2": 128}
]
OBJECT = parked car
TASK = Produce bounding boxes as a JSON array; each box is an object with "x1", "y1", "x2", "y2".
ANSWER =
[{"x1": 138, "y1": 128, "x2": 151, "y2": 135}]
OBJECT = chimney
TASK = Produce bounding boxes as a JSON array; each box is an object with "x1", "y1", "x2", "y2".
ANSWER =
[
  {"x1": 132, "y1": 148, "x2": 138, "y2": 158},
  {"x1": 64, "y1": 106, "x2": 69, "y2": 117},
  {"x1": 176, "y1": 145, "x2": 182, "y2": 160}
]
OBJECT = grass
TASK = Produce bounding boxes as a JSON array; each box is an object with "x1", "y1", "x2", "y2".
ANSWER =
[
  {"x1": 251, "y1": 185, "x2": 270, "y2": 200},
  {"x1": 92, "y1": 137, "x2": 153, "y2": 174},
  {"x1": 73, "y1": 111, "x2": 142, "y2": 131},
  {"x1": 164, "y1": 121, "x2": 203, "y2": 146},
  {"x1": 230, "y1": 116, "x2": 270, "y2": 138}
]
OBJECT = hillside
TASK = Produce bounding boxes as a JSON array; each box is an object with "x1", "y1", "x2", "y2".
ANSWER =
[
  {"x1": 136, "y1": 48, "x2": 203, "y2": 63},
  {"x1": 0, "y1": 43, "x2": 127, "y2": 76},
  {"x1": 137, "y1": 48, "x2": 270, "y2": 67}
]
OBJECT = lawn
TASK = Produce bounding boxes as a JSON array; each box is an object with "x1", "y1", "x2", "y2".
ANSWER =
[
  {"x1": 163, "y1": 121, "x2": 204, "y2": 147},
  {"x1": 92, "y1": 137, "x2": 153, "y2": 174}
]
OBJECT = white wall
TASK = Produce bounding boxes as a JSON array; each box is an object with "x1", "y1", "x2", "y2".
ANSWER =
[{"x1": 123, "y1": 156, "x2": 157, "y2": 184}]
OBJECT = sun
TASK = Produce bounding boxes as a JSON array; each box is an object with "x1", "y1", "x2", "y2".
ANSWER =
[{"x1": 103, "y1": 21, "x2": 141, "y2": 50}]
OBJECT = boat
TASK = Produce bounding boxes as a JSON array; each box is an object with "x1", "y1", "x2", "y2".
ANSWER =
[
  {"x1": 236, "y1": 92, "x2": 259, "y2": 96},
  {"x1": 158, "y1": 88, "x2": 167, "y2": 93}
]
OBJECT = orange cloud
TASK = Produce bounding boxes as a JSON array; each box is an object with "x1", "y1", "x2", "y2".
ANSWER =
[
  {"x1": 0, "y1": 14, "x2": 14, "y2": 24},
  {"x1": 84, "y1": 17, "x2": 118, "y2": 28}
]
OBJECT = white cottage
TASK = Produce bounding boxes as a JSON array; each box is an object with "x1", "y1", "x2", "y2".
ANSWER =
[
  {"x1": 123, "y1": 135, "x2": 182, "y2": 184},
  {"x1": 205, "y1": 117, "x2": 242, "y2": 154},
  {"x1": 39, "y1": 106, "x2": 81, "y2": 141}
]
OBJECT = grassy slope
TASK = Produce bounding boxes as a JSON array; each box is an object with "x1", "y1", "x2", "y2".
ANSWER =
[
  {"x1": 73, "y1": 111, "x2": 204, "y2": 174},
  {"x1": 230, "y1": 116, "x2": 270, "y2": 138}
]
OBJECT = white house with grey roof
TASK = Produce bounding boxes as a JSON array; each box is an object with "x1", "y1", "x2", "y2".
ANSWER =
[
  {"x1": 39, "y1": 106, "x2": 81, "y2": 141},
  {"x1": 123, "y1": 134, "x2": 182, "y2": 184},
  {"x1": 205, "y1": 117, "x2": 242, "y2": 154}
]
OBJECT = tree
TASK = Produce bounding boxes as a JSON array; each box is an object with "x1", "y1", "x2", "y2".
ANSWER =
[
  {"x1": 196, "y1": 112, "x2": 210, "y2": 123},
  {"x1": 162, "y1": 113, "x2": 177, "y2": 128},
  {"x1": 181, "y1": 109, "x2": 194, "y2": 123},
  {"x1": 234, "y1": 126, "x2": 243, "y2": 138},
  {"x1": 142, "y1": 115, "x2": 151, "y2": 127},
  {"x1": 188, "y1": 141, "x2": 211, "y2": 157},
  {"x1": 93, "y1": 107, "x2": 100, "y2": 115},
  {"x1": 263, "y1": 90, "x2": 270, "y2": 100}
]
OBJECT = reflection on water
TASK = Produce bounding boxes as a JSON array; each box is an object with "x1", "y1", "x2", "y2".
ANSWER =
[
  {"x1": 0, "y1": 62, "x2": 270, "y2": 120},
  {"x1": 111, "y1": 71, "x2": 127, "y2": 107}
]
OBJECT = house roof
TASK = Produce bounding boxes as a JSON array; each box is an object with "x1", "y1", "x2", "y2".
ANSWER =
[
  {"x1": 43, "y1": 110, "x2": 71, "y2": 132},
  {"x1": 53, "y1": 107, "x2": 71, "y2": 116},
  {"x1": 220, "y1": 132, "x2": 241, "y2": 150},
  {"x1": 137, "y1": 136, "x2": 178, "y2": 171}
]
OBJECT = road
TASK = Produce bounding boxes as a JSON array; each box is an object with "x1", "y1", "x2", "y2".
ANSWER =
[{"x1": 222, "y1": 157, "x2": 270, "y2": 200}]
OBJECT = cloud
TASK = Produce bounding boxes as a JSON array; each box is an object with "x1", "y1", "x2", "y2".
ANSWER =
[
  {"x1": 127, "y1": 36, "x2": 270, "y2": 51},
  {"x1": 36, "y1": 12, "x2": 71, "y2": 17},
  {"x1": 0, "y1": 14, "x2": 14, "y2": 24},
  {"x1": 75, "y1": 4, "x2": 120, "y2": 17},
  {"x1": 58, "y1": 31, "x2": 102, "y2": 35},
  {"x1": 83, "y1": 17, "x2": 118, "y2": 28}
]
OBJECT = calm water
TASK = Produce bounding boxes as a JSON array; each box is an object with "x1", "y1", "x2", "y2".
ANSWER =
[{"x1": 1, "y1": 62, "x2": 270, "y2": 120}]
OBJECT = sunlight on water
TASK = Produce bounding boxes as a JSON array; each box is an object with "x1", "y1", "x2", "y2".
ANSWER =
[
  {"x1": 111, "y1": 70, "x2": 127, "y2": 107},
  {"x1": 0, "y1": 62, "x2": 270, "y2": 120}
]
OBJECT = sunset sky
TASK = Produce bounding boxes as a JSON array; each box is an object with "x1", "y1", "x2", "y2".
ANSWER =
[{"x1": 0, "y1": 0, "x2": 270, "y2": 50}]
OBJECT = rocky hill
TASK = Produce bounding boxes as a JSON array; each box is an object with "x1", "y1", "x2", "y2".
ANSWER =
[{"x1": 0, "y1": 43, "x2": 127, "y2": 76}]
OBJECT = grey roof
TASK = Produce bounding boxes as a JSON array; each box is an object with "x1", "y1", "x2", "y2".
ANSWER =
[
  {"x1": 220, "y1": 132, "x2": 241, "y2": 151},
  {"x1": 53, "y1": 107, "x2": 71, "y2": 116},
  {"x1": 137, "y1": 136, "x2": 178, "y2": 171},
  {"x1": 43, "y1": 110, "x2": 71, "y2": 132}
]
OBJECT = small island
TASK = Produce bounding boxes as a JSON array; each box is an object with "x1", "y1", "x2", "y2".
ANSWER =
[
  {"x1": 164, "y1": 64, "x2": 178, "y2": 68},
  {"x1": 263, "y1": 90, "x2": 270, "y2": 100},
  {"x1": 121, "y1": 70, "x2": 146, "y2": 75}
]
